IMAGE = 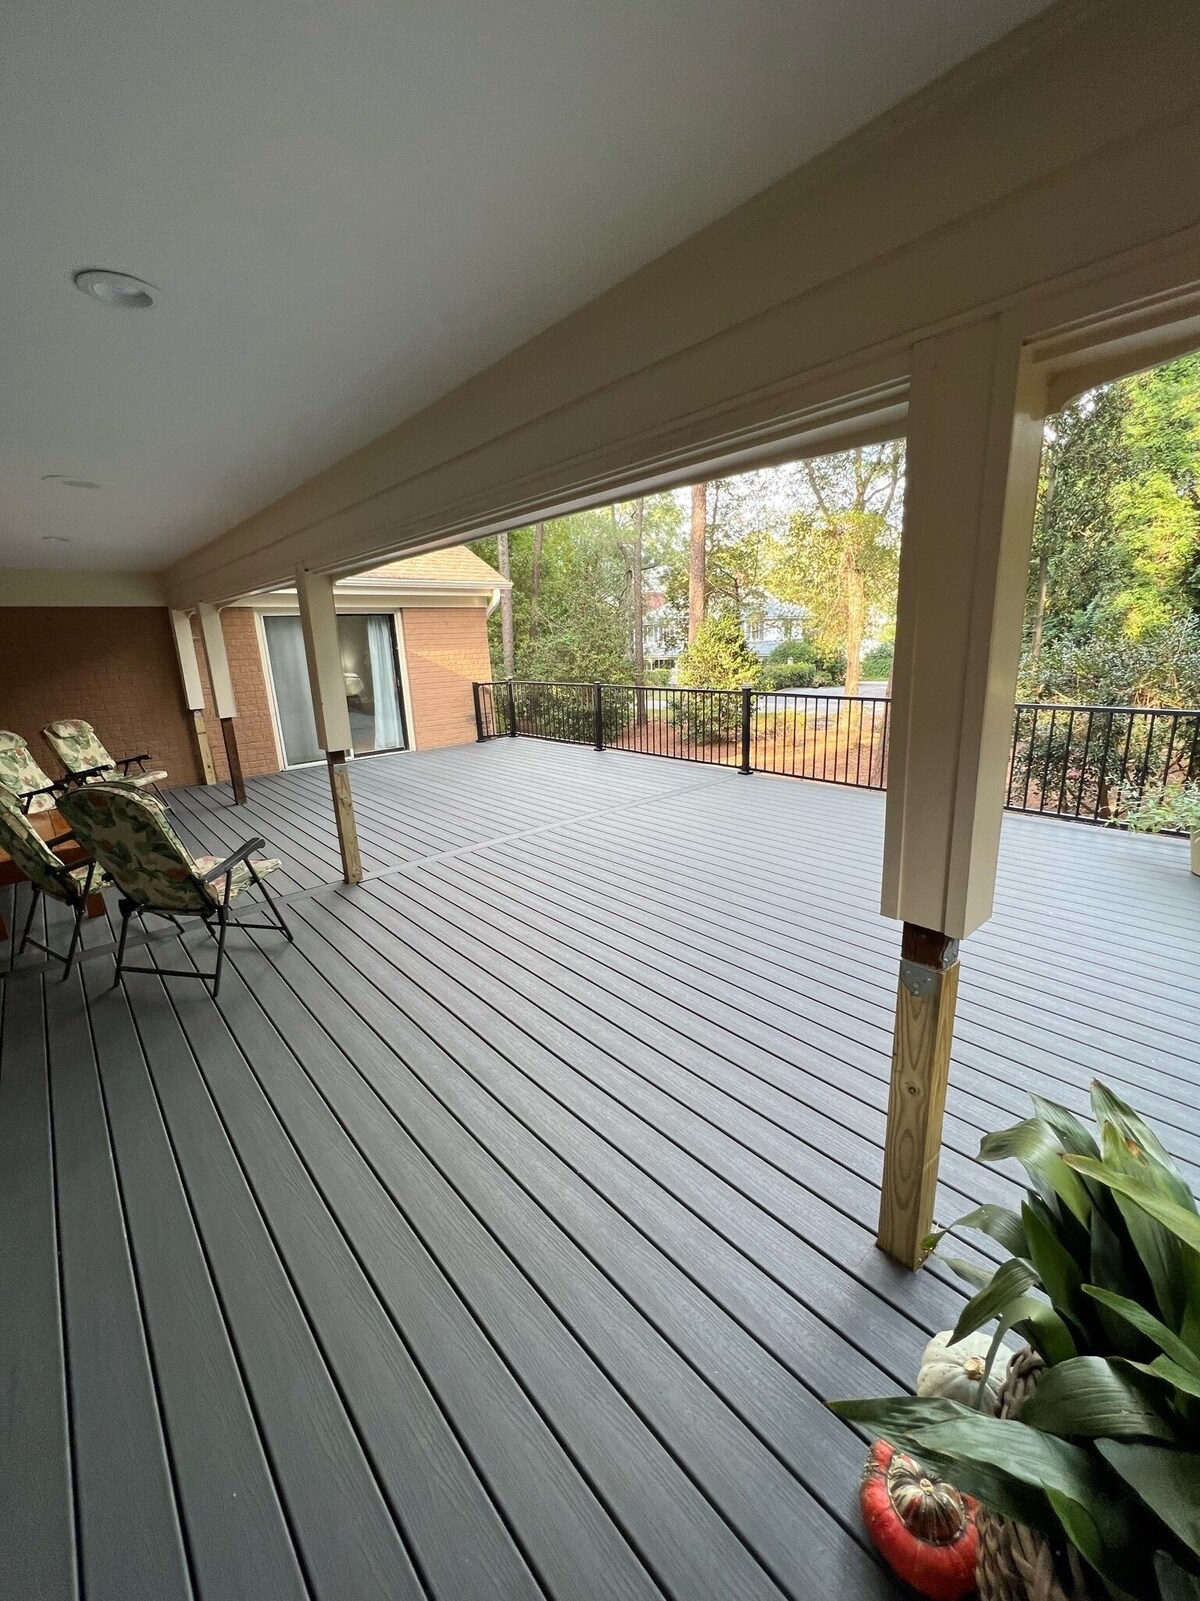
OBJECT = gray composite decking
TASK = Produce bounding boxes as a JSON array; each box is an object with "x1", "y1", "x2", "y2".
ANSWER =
[{"x1": 2, "y1": 739, "x2": 1199, "y2": 1601}]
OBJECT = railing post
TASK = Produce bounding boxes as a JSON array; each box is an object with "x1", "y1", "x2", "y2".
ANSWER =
[
  {"x1": 506, "y1": 678, "x2": 518, "y2": 738},
  {"x1": 739, "y1": 687, "x2": 753, "y2": 775},
  {"x1": 593, "y1": 682, "x2": 604, "y2": 751},
  {"x1": 472, "y1": 682, "x2": 486, "y2": 743}
]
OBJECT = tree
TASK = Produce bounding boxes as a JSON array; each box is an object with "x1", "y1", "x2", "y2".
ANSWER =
[
  {"x1": 1022, "y1": 354, "x2": 1200, "y2": 678},
  {"x1": 688, "y1": 483, "x2": 707, "y2": 643},
  {"x1": 677, "y1": 614, "x2": 759, "y2": 689},
  {"x1": 495, "y1": 529, "x2": 515, "y2": 677},
  {"x1": 768, "y1": 443, "x2": 903, "y2": 695},
  {"x1": 529, "y1": 521, "x2": 545, "y2": 643}
]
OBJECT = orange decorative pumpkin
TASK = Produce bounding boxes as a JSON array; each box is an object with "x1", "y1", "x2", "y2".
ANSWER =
[{"x1": 860, "y1": 1440, "x2": 979, "y2": 1600}]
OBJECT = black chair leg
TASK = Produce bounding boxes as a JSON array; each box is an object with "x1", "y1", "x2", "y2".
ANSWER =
[
  {"x1": 211, "y1": 909, "x2": 229, "y2": 998},
  {"x1": 17, "y1": 885, "x2": 41, "y2": 955},
  {"x1": 60, "y1": 900, "x2": 87, "y2": 981},
  {"x1": 256, "y1": 874, "x2": 293, "y2": 943},
  {"x1": 112, "y1": 900, "x2": 134, "y2": 988}
]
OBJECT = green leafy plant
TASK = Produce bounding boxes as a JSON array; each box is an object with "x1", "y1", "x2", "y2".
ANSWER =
[
  {"x1": 832, "y1": 1083, "x2": 1200, "y2": 1601},
  {"x1": 673, "y1": 616, "x2": 759, "y2": 741},
  {"x1": 1112, "y1": 781, "x2": 1200, "y2": 837}
]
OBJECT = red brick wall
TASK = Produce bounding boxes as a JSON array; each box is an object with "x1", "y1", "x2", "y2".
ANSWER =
[
  {"x1": 0, "y1": 607, "x2": 202, "y2": 788},
  {"x1": 401, "y1": 606, "x2": 491, "y2": 749},
  {"x1": 192, "y1": 609, "x2": 281, "y2": 780}
]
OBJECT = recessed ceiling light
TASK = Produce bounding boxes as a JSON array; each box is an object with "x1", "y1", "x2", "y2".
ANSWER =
[{"x1": 72, "y1": 268, "x2": 156, "y2": 309}]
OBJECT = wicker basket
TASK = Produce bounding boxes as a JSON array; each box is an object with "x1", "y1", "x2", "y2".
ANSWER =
[{"x1": 975, "y1": 1347, "x2": 1094, "y2": 1601}]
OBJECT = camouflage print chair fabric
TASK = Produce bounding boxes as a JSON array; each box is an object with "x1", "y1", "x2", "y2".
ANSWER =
[
  {"x1": 59, "y1": 783, "x2": 290, "y2": 997},
  {"x1": 58, "y1": 784, "x2": 279, "y2": 913},
  {"x1": 0, "y1": 730, "x2": 59, "y2": 814},
  {"x1": 42, "y1": 718, "x2": 168, "y2": 788},
  {"x1": 0, "y1": 788, "x2": 103, "y2": 976}
]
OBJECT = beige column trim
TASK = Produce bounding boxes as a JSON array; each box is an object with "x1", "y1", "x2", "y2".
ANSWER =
[
  {"x1": 197, "y1": 603, "x2": 246, "y2": 803},
  {"x1": 295, "y1": 565, "x2": 361, "y2": 883},
  {"x1": 881, "y1": 314, "x2": 1046, "y2": 941},
  {"x1": 170, "y1": 609, "x2": 217, "y2": 785},
  {"x1": 197, "y1": 604, "x2": 237, "y2": 720}
]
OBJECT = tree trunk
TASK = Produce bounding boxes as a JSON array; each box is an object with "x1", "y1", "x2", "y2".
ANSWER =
[
  {"x1": 631, "y1": 499, "x2": 647, "y2": 725},
  {"x1": 688, "y1": 483, "x2": 708, "y2": 645},
  {"x1": 1029, "y1": 550, "x2": 1049, "y2": 665},
  {"x1": 496, "y1": 530, "x2": 515, "y2": 678},
  {"x1": 844, "y1": 564, "x2": 865, "y2": 698},
  {"x1": 530, "y1": 522, "x2": 544, "y2": 644},
  {"x1": 1028, "y1": 443, "x2": 1056, "y2": 667}
]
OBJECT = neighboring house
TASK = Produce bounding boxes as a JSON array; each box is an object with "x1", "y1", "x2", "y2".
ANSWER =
[{"x1": 0, "y1": 546, "x2": 507, "y2": 791}]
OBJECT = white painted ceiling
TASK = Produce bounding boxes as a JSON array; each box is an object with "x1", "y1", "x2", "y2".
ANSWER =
[{"x1": 1, "y1": 0, "x2": 1051, "y2": 570}]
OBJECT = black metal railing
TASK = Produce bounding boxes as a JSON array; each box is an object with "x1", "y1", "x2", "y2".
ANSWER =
[
  {"x1": 1006, "y1": 702, "x2": 1200, "y2": 825},
  {"x1": 475, "y1": 680, "x2": 1200, "y2": 829},
  {"x1": 474, "y1": 679, "x2": 890, "y2": 788}
]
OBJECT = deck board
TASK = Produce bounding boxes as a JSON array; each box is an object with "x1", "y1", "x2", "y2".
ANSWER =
[{"x1": 3, "y1": 738, "x2": 1198, "y2": 1601}]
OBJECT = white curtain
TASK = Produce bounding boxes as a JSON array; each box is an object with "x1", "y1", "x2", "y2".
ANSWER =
[
  {"x1": 368, "y1": 614, "x2": 404, "y2": 750},
  {"x1": 263, "y1": 615, "x2": 322, "y2": 766}
]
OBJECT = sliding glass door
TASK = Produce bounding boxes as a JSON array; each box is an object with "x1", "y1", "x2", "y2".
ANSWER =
[{"x1": 263, "y1": 613, "x2": 408, "y2": 768}]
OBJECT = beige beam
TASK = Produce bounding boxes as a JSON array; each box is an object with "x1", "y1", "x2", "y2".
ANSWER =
[
  {"x1": 295, "y1": 566, "x2": 362, "y2": 884},
  {"x1": 197, "y1": 603, "x2": 247, "y2": 804},
  {"x1": 169, "y1": 609, "x2": 217, "y2": 786},
  {"x1": 878, "y1": 314, "x2": 1045, "y2": 1267}
]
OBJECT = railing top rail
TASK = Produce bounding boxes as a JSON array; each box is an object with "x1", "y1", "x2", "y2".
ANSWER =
[
  {"x1": 481, "y1": 680, "x2": 1200, "y2": 717},
  {"x1": 1013, "y1": 700, "x2": 1200, "y2": 716}
]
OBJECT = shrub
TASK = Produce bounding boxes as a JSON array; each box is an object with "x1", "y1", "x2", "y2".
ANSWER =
[
  {"x1": 673, "y1": 617, "x2": 758, "y2": 743},
  {"x1": 861, "y1": 641, "x2": 894, "y2": 680}
]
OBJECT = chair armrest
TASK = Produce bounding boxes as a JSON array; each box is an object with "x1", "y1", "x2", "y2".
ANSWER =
[
  {"x1": 65, "y1": 762, "x2": 115, "y2": 783},
  {"x1": 199, "y1": 837, "x2": 267, "y2": 883},
  {"x1": 117, "y1": 753, "x2": 152, "y2": 773},
  {"x1": 19, "y1": 782, "x2": 62, "y2": 812}
]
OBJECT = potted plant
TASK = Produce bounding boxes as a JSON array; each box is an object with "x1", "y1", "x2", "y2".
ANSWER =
[
  {"x1": 832, "y1": 1082, "x2": 1200, "y2": 1601},
  {"x1": 1113, "y1": 781, "x2": 1200, "y2": 876}
]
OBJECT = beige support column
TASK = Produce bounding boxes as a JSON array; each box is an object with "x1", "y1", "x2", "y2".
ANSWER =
[
  {"x1": 197, "y1": 603, "x2": 247, "y2": 804},
  {"x1": 169, "y1": 609, "x2": 217, "y2": 785},
  {"x1": 295, "y1": 566, "x2": 362, "y2": 884},
  {"x1": 878, "y1": 315, "x2": 1045, "y2": 1267}
]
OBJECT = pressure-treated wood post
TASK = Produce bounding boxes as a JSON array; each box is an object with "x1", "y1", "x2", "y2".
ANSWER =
[
  {"x1": 878, "y1": 314, "x2": 1045, "y2": 1266},
  {"x1": 878, "y1": 924, "x2": 960, "y2": 1268},
  {"x1": 295, "y1": 565, "x2": 362, "y2": 884},
  {"x1": 197, "y1": 604, "x2": 247, "y2": 803},
  {"x1": 169, "y1": 609, "x2": 217, "y2": 785}
]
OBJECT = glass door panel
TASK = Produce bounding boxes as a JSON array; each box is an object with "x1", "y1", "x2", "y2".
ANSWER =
[{"x1": 263, "y1": 612, "x2": 408, "y2": 767}]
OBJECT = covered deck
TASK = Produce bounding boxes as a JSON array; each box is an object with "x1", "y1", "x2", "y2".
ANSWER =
[{"x1": 3, "y1": 740, "x2": 1198, "y2": 1601}]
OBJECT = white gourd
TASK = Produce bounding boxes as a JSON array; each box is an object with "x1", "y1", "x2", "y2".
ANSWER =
[{"x1": 916, "y1": 1331, "x2": 1002, "y2": 1414}]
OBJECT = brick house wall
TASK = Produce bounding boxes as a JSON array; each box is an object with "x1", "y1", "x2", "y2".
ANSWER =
[
  {"x1": 0, "y1": 594, "x2": 493, "y2": 797},
  {"x1": 399, "y1": 606, "x2": 492, "y2": 750},
  {"x1": 0, "y1": 606, "x2": 202, "y2": 788},
  {"x1": 191, "y1": 609, "x2": 280, "y2": 781}
]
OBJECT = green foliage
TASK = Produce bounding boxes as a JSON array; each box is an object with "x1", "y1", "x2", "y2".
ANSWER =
[
  {"x1": 1023, "y1": 356, "x2": 1200, "y2": 702},
  {"x1": 673, "y1": 615, "x2": 757, "y2": 741},
  {"x1": 757, "y1": 640, "x2": 847, "y2": 690},
  {"x1": 768, "y1": 444, "x2": 903, "y2": 692},
  {"x1": 832, "y1": 1083, "x2": 1200, "y2": 1601},
  {"x1": 1018, "y1": 616, "x2": 1200, "y2": 708},
  {"x1": 472, "y1": 495, "x2": 682, "y2": 685},
  {"x1": 677, "y1": 615, "x2": 760, "y2": 690},
  {"x1": 860, "y1": 640, "x2": 894, "y2": 681},
  {"x1": 1113, "y1": 781, "x2": 1200, "y2": 836}
]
